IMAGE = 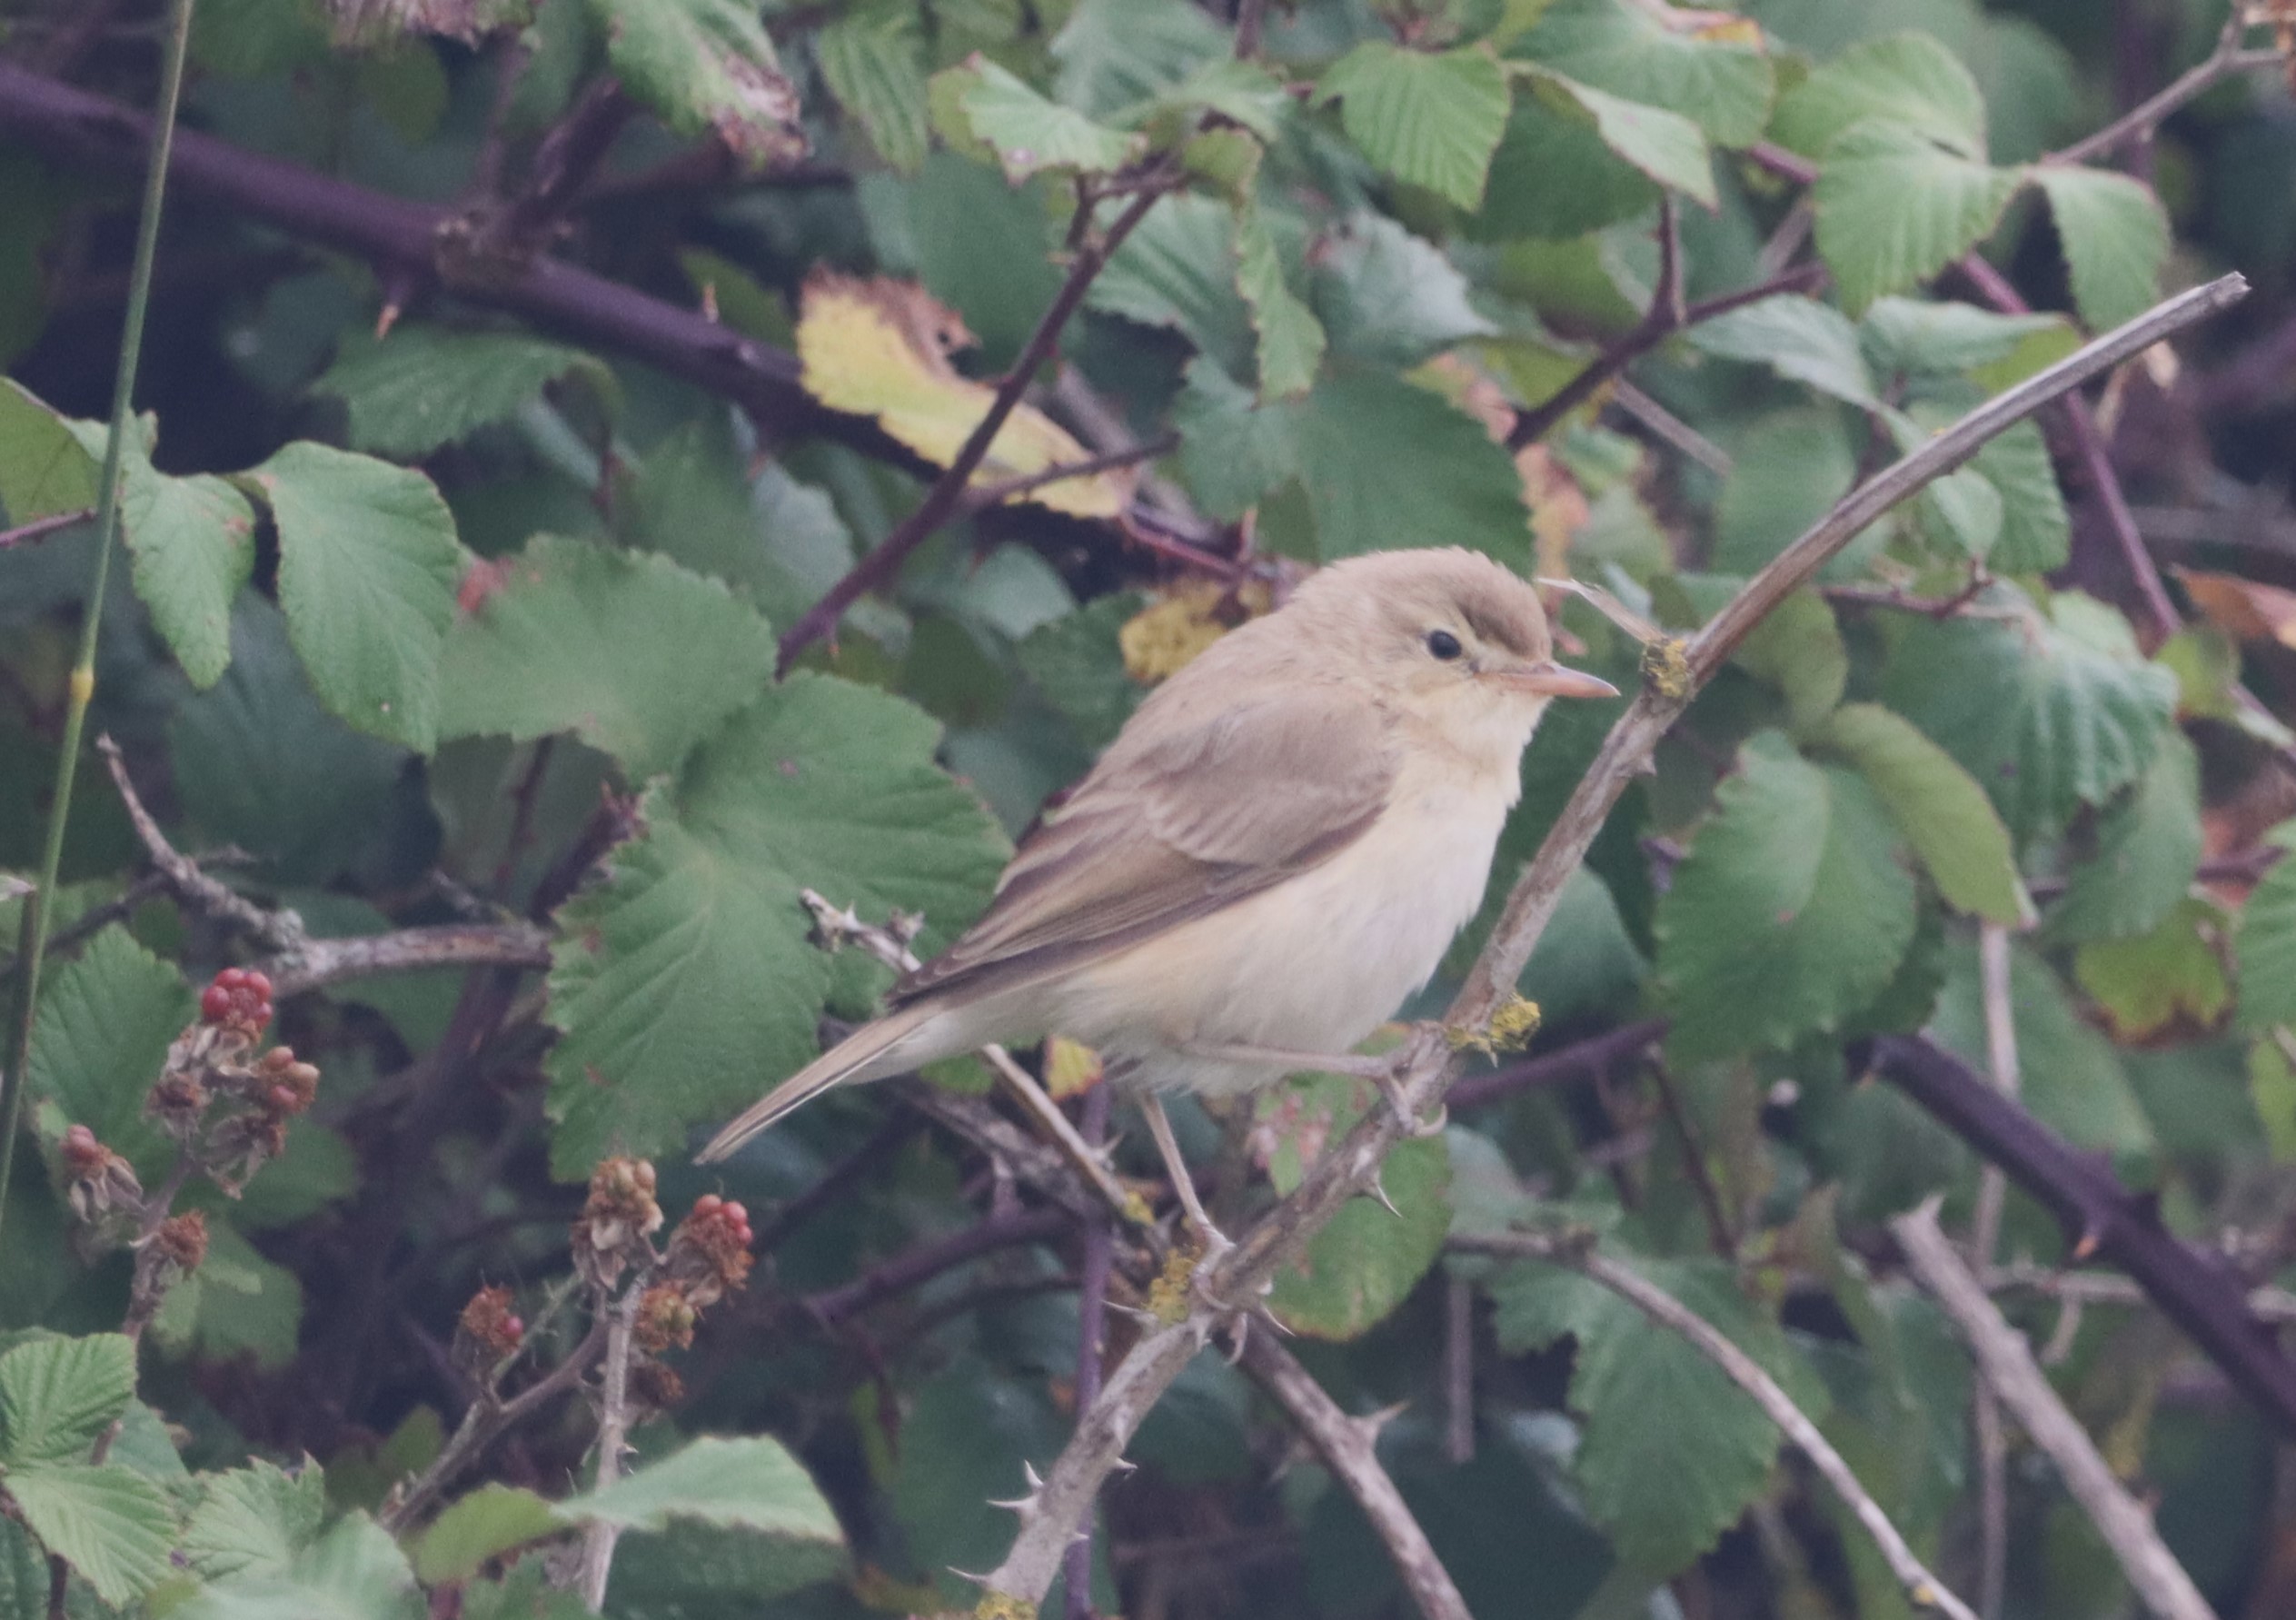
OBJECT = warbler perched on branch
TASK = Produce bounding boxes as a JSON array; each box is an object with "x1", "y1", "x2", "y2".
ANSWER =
[{"x1": 699, "y1": 548, "x2": 1615, "y2": 1241}]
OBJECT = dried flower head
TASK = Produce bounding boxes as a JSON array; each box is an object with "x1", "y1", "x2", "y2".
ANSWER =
[
  {"x1": 664, "y1": 1192, "x2": 754, "y2": 1307},
  {"x1": 456, "y1": 1285, "x2": 525, "y2": 1367},
  {"x1": 149, "y1": 1209, "x2": 208, "y2": 1274},
  {"x1": 634, "y1": 1282, "x2": 699, "y2": 1353},
  {"x1": 574, "y1": 1157, "x2": 663, "y2": 1287},
  {"x1": 58, "y1": 1123, "x2": 144, "y2": 1231}
]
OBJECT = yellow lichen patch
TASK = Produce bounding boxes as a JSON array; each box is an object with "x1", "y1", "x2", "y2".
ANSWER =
[
  {"x1": 1446, "y1": 996, "x2": 1541, "y2": 1058},
  {"x1": 1147, "y1": 1242, "x2": 1200, "y2": 1325},
  {"x1": 1118, "y1": 579, "x2": 1272, "y2": 682},
  {"x1": 795, "y1": 273, "x2": 1132, "y2": 519},
  {"x1": 973, "y1": 1595, "x2": 1038, "y2": 1620},
  {"x1": 1642, "y1": 636, "x2": 1692, "y2": 700},
  {"x1": 1041, "y1": 1035, "x2": 1104, "y2": 1100}
]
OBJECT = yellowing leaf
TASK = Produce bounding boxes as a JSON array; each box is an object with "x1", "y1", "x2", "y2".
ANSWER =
[
  {"x1": 2176, "y1": 566, "x2": 2296, "y2": 650},
  {"x1": 1118, "y1": 579, "x2": 1272, "y2": 681},
  {"x1": 1041, "y1": 1035, "x2": 1103, "y2": 1099},
  {"x1": 795, "y1": 274, "x2": 1133, "y2": 519}
]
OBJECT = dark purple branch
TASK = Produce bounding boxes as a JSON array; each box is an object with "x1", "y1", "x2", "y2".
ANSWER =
[
  {"x1": 1868, "y1": 1034, "x2": 2296, "y2": 1436},
  {"x1": 0, "y1": 65, "x2": 919, "y2": 467},
  {"x1": 1447, "y1": 1019, "x2": 1665, "y2": 1111},
  {"x1": 1953, "y1": 255, "x2": 2181, "y2": 650},
  {"x1": 481, "y1": 80, "x2": 634, "y2": 255},
  {"x1": 774, "y1": 177, "x2": 1178, "y2": 672},
  {"x1": 0, "y1": 508, "x2": 92, "y2": 549},
  {"x1": 807, "y1": 1206, "x2": 1070, "y2": 1326},
  {"x1": 1505, "y1": 259, "x2": 1828, "y2": 452}
]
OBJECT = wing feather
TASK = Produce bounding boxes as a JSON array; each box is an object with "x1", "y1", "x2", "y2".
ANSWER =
[{"x1": 890, "y1": 684, "x2": 1393, "y2": 1006}]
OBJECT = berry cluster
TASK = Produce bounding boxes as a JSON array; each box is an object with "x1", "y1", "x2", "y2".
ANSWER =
[
  {"x1": 667, "y1": 1193, "x2": 755, "y2": 1306},
  {"x1": 457, "y1": 1284, "x2": 526, "y2": 1364},
  {"x1": 198, "y1": 967, "x2": 273, "y2": 1034},
  {"x1": 573, "y1": 1157, "x2": 665, "y2": 1287}
]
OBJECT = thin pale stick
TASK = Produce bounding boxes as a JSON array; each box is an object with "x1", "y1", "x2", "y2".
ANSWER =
[
  {"x1": 1453, "y1": 1229, "x2": 1979, "y2": 1620},
  {"x1": 1892, "y1": 1202, "x2": 2219, "y2": 1620}
]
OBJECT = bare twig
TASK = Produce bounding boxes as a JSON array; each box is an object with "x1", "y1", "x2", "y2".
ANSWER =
[
  {"x1": 2047, "y1": 11, "x2": 2280, "y2": 169},
  {"x1": 1444, "y1": 1274, "x2": 1475, "y2": 1466},
  {"x1": 1065, "y1": 1083, "x2": 1116, "y2": 1620},
  {"x1": 97, "y1": 734, "x2": 307, "y2": 955},
  {"x1": 1453, "y1": 1228, "x2": 1979, "y2": 1620},
  {"x1": 1989, "y1": 1264, "x2": 2296, "y2": 1324},
  {"x1": 381, "y1": 1316, "x2": 611, "y2": 1532},
  {"x1": 1891, "y1": 1202, "x2": 2219, "y2": 1620},
  {"x1": 0, "y1": 508, "x2": 92, "y2": 550},
  {"x1": 260, "y1": 922, "x2": 553, "y2": 997},
  {"x1": 776, "y1": 176, "x2": 1178, "y2": 672},
  {"x1": 1969, "y1": 922, "x2": 2022, "y2": 1620},
  {"x1": 1240, "y1": 1335, "x2": 1472, "y2": 1620},
  {"x1": 576, "y1": 1284, "x2": 644, "y2": 1611},
  {"x1": 1648, "y1": 1058, "x2": 1736, "y2": 1257},
  {"x1": 804, "y1": 1207, "x2": 1069, "y2": 1326},
  {"x1": 965, "y1": 258, "x2": 2251, "y2": 1619},
  {"x1": 800, "y1": 890, "x2": 1143, "y2": 1225},
  {"x1": 959, "y1": 435, "x2": 1179, "y2": 517}
]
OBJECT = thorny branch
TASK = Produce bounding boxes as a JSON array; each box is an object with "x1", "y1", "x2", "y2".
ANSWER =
[
  {"x1": 576, "y1": 1283, "x2": 645, "y2": 1611},
  {"x1": 1968, "y1": 922, "x2": 2022, "y2": 1620},
  {"x1": 2047, "y1": 9, "x2": 2282, "y2": 169},
  {"x1": 1238, "y1": 1334, "x2": 1473, "y2": 1620},
  {"x1": 1892, "y1": 1203, "x2": 2219, "y2": 1620},
  {"x1": 1454, "y1": 1227, "x2": 1979, "y2": 1620},
  {"x1": 971, "y1": 271, "x2": 2251, "y2": 1614}
]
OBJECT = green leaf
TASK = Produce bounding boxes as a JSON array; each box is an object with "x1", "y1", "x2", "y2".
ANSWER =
[
  {"x1": 1170, "y1": 358, "x2": 1299, "y2": 522},
  {"x1": 122, "y1": 448, "x2": 255, "y2": 690},
  {"x1": 184, "y1": 1458, "x2": 328, "y2": 1582},
  {"x1": 1294, "y1": 373, "x2": 1530, "y2": 567},
  {"x1": 1688, "y1": 293, "x2": 1877, "y2": 407},
  {"x1": 1655, "y1": 731, "x2": 1918, "y2": 1062},
  {"x1": 1317, "y1": 43, "x2": 1512, "y2": 210},
  {"x1": 1474, "y1": 90, "x2": 1658, "y2": 240},
  {"x1": 887, "y1": 1361, "x2": 1070, "y2": 1603},
  {"x1": 1267, "y1": 1097, "x2": 1449, "y2": 1339},
  {"x1": 544, "y1": 677, "x2": 1009, "y2": 1175},
  {"x1": 1880, "y1": 592, "x2": 2178, "y2": 845},
  {"x1": 1515, "y1": 0, "x2": 1774, "y2": 147},
  {"x1": 1859, "y1": 296, "x2": 2072, "y2": 379},
  {"x1": 1128, "y1": 58, "x2": 1292, "y2": 144},
  {"x1": 0, "y1": 1335, "x2": 135, "y2": 1467},
  {"x1": 1232, "y1": 203, "x2": 1326, "y2": 401},
  {"x1": 0, "y1": 378, "x2": 96, "y2": 524},
  {"x1": 2237, "y1": 824, "x2": 2296, "y2": 1033},
  {"x1": 147, "y1": 1217, "x2": 303, "y2": 1368},
  {"x1": 250, "y1": 442, "x2": 463, "y2": 751},
  {"x1": 1088, "y1": 192, "x2": 1257, "y2": 380},
  {"x1": 2030, "y1": 165, "x2": 2171, "y2": 334},
  {"x1": 5, "y1": 1463, "x2": 176, "y2": 1607},
  {"x1": 1931, "y1": 939, "x2": 2154, "y2": 1157},
  {"x1": 604, "y1": 1520, "x2": 850, "y2": 1615},
  {"x1": 2074, "y1": 896, "x2": 2231, "y2": 1042},
  {"x1": 1521, "y1": 68, "x2": 1715, "y2": 206},
  {"x1": 814, "y1": 8, "x2": 930, "y2": 174},
  {"x1": 589, "y1": 0, "x2": 801, "y2": 168},
  {"x1": 2044, "y1": 730, "x2": 2202, "y2": 943},
  {"x1": 1016, "y1": 591, "x2": 1146, "y2": 750},
  {"x1": 415, "y1": 1485, "x2": 561, "y2": 1585},
  {"x1": 1310, "y1": 213, "x2": 1496, "y2": 371},
  {"x1": 1732, "y1": 590, "x2": 1848, "y2": 732},
  {"x1": 1490, "y1": 1253, "x2": 1821, "y2": 1574},
  {"x1": 1050, "y1": 0, "x2": 1227, "y2": 119},
  {"x1": 1769, "y1": 32, "x2": 1986, "y2": 161},
  {"x1": 169, "y1": 598, "x2": 411, "y2": 885},
  {"x1": 438, "y1": 536, "x2": 779, "y2": 780},
  {"x1": 1814, "y1": 121, "x2": 2019, "y2": 313},
  {"x1": 26, "y1": 925, "x2": 191, "y2": 1173},
  {"x1": 1710, "y1": 408, "x2": 1879, "y2": 580},
  {"x1": 312, "y1": 327, "x2": 609, "y2": 462},
  {"x1": 1813, "y1": 704, "x2": 2033, "y2": 927},
  {"x1": 172, "y1": 1511, "x2": 421, "y2": 1620},
  {"x1": 1970, "y1": 419, "x2": 2070, "y2": 574},
  {"x1": 556, "y1": 1436, "x2": 843, "y2": 1543},
  {"x1": 2250, "y1": 1037, "x2": 2296, "y2": 1163},
  {"x1": 955, "y1": 56, "x2": 1147, "y2": 183}
]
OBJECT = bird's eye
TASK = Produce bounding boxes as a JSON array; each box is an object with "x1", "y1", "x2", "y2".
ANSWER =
[{"x1": 1426, "y1": 630, "x2": 1464, "y2": 661}]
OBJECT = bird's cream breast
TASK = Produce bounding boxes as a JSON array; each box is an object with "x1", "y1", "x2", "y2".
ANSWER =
[{"x1": 1045, "y1": 748, "x2": 1519, "y2": 1088}]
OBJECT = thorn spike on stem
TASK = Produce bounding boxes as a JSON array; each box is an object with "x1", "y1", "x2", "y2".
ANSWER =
[{"x1": 1365, "y1": 1174, "x2": 1402, "y2": 1218}]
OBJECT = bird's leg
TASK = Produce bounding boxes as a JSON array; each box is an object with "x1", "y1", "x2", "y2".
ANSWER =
[
  {"x1": 1139, "y1": 1093, "x2": 1230, "y2": 1256},
  {"x1": 1178, "y1": 1039, "x2": 1446, "y2": 1138}
]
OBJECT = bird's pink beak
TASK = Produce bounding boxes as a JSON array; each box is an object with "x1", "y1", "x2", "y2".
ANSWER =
[{"x1": 1488, "y1": 660, "x2": 1618, "y2": 700}]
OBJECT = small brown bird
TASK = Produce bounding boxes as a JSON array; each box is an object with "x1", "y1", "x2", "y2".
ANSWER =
[{"x1": 699, "y1": 548, "x2": 1615, "y2": 1237}]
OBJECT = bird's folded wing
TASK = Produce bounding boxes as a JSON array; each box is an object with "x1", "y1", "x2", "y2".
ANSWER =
[{"x1": 890, "y1": 685, "x2": 1395, "y2": 1006}]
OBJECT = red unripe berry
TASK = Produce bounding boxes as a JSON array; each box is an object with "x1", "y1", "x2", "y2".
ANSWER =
[
  {"x1": 200, "y1": 985, "x2": 233, "y2": 1022},
  {"x1": 694, "y1": 1193, "x2": 723, "y2": 1217}
]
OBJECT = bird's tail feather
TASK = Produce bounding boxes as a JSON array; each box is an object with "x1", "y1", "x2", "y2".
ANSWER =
[{"x1": 696, "y1": 1004, "x2": 935, "y2": 1164}]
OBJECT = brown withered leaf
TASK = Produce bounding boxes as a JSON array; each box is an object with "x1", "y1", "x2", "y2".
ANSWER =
[{"x1": 2176, "y1": 566, "x2": 2296, "y2": 648}]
